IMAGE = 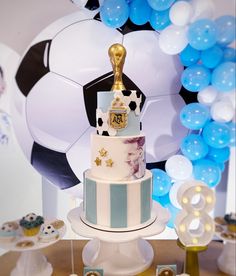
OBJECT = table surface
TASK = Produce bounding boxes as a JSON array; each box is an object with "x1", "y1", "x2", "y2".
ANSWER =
[{"x1": 0, "y1": 239, "x2": 228, "y2": 276}]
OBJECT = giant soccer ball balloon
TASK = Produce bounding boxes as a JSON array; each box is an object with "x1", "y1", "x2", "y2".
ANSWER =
[{"x1": 12, "y1": 9, "x2": 186, "y2": 190}]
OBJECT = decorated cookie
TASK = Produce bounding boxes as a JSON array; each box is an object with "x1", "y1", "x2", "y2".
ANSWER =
[
  {"x1": 16, "y1": 240, "x2": 34, "y2": 248},
  {"x1": 20, "y1": 213, "x2": 44, "y2": 236},
  {"x1": 51, "y1": 220, "x2": 65, "y2": 230},
  {"x1": 214, "y1": 216, "x2": 227, "y2": 225},
  {"x1": 221, "y1": 232, "x2": 236, "y2": 241},
  {"x1": 38, "y1": 224, "x2": 59, "y2": 243},
  {"x1": 0, "y1": 221, "x2": 18, "y2": 242}
]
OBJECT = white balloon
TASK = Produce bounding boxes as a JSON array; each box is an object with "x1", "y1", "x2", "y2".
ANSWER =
[
  {"x1": 191, "y1": 0, "x2": 215, "y2": 22},
  {"x1": 165, "y1": 155, "x2": 193, "y2": 180},
  {"x1": 210, "y1": 100, "x2": 235, "y2": 123},
  {"x1": 170, "y1": 1, "x2": 194, "y2": 26},
  {"x1": 217, "y1": 90, "x2": 236, "y2": 109},
  {"x1": 169, "y1": 180, "x2": 185, "y2": 209},
  {"x1": 197, "y1": 86, "x2": 219, "y2": 106},
  {"x1": 159, "y1": 25, "x2": 188, "y2": 55}
]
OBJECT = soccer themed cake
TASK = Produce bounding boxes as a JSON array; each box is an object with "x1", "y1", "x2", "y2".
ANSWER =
[{"x1": 81, "y1": 43, "x2": 154, "y2": 231}]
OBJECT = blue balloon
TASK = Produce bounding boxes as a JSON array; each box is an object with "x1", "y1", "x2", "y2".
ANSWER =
[
  {"x1": 207, "y1": 146, "x2": 230, "y2": 163},
  {"x1": 181, "y1": 65, "x2": 211, "y2": 92},
  {"x1": 202, "y1": 121, "x2": 231, "y2": 148},
  {"x1": 180, "y1": 45, "x2": 200, "y2": 67},
  {"x1": 100, "y1": 0, "x2": 129, "y2": 28},
  {"x1": 130, "y1": 0, "x2": 151, "y2": 25},
  {"x1": 215, "y1": 15, "x2": 236, "y2": 46},
  {"x1": 149, "y1": 8, "x2": 171, "y2": 30},
  {"x1": 223, "y1": 47, "x2": 236, "y2": 62},
  {"x1": 181, "y1": 134, "x2": 209, "y2": 161},
  {"x1": 152, "y1": 193, "x2": 171, "y2": 207},
  {"x1": 212, "y1": 62, "x2": 236, "y2": 92},
  {"x1": 180, "y1": 103, "x2": 210, "y2": 130},
  {"x1": 217, "y1": 162, "x2": 225, "y2": 172},
  {"x1": 147, "y1": 0, "x2": 175, "y2": 11},
  {"x1": 193, "y1": 158, "x2": 222, "y2": 188},
  {"x1": 164, "y1": 203, "x2": 180, "y2": 229},
  {"x1": 151, "y1": 168, "x2": 172, "y2": 197},
  {"x1": 227, "y1": 121, "x2": 236, "y2": 147},
  {"x1": 188, "y1": 19, "x2": 217, "y2": 50},
  {"x1": 201, "y1": 45, "x2": 223, "y2": 69}
]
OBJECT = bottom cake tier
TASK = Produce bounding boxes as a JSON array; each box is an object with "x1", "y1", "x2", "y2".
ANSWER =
[{"x1": 82, "y1": 170, "x2": 153, "y2": 231}]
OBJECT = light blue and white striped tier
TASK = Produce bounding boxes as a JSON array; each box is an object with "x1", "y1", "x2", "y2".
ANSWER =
[
  {"x1": 82, "y1": 170, "x2": 154, "y2": 231},
  {"x1": 96, "y1": 90, "x2": 142, "y2": 137}
]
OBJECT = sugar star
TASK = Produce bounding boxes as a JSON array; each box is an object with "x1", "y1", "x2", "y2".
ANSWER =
[
  {"x1": 99, "y1": 148, "x2": 108, "y2": 157},
  {"x1": 94, "y1": 157, "x2": 102, "y2": 166},
  {"x1": 106, "y1": 159, "x2": 114, "y2": 167}
]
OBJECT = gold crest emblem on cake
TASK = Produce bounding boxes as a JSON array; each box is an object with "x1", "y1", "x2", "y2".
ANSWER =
[{"x1": 109, "y1": 96, "x2": 128, "y2": 129}]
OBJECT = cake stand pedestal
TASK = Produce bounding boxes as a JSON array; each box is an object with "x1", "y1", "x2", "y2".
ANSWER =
[
  {"x1": 217, "y1": 241, "x2": 236, "y2": 276},
  {"x1": 0, "y1": 221, "x2": 66, "y2": 276},
  {"x1": 10, "y1": 250, "x2": 52, "y2": 276},
  {"x1": 214, "y1": 219, "x2": 236, "y2": 276},
  {"x1": 68, "y1": 202, "x2": 170, "y2": 276}
]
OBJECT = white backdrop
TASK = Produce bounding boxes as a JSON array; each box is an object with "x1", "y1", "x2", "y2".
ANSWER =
[{"x1": 0, "y1": 0, "x2": 235, "y2": 247}]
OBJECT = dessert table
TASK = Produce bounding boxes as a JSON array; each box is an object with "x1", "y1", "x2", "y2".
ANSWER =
[{"x1": 0, "y1": 239, "x2": 228, "y2": 275}]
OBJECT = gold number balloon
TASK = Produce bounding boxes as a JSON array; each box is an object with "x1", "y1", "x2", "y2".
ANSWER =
[{"x1": 175, "y1": 180, "x2": 216, "y2": 247}]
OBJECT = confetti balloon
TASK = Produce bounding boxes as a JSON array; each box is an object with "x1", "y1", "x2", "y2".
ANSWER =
[
  {"x1": 147, "y1": 0, "x2": 176, "y2": 11},
  {"x1": 212, "y1": 62, "x2": 236, "y2": 92},
  {"x1": 193, "y1": 158, "x2": 221, "y2": 188},
  {"x1": 207, "y1": 146, "x2": 230, "y2": 164},
  {"x1": 181, "y1": 134, "x2": 209, "y2": 161},
  {"x1": 100, "y1": 0, "x2": 129, "y2": 28},
  {"x1": 201, "y1": 45, "x2": 223, "y2": 69},
  {"x1": 180, "y1": 103, "x2": 210, "y2": 130},
  {"x1": 181, "y1": 65, "x2": 211, "y2": 92},
  {"x1": 227, "y1": 121, "x2": 236, "y2": 147},
  {"x1": 130, "y1": 0, "x2": 151, "y2": 25},
  {"x1": 151, "y1": 168, "x2": 172, "y2": 197},
  {"x1": 165, "y1": 154, "x2": 193, "y2": 180},
  {"x1": 215, "y1": 15, "x2": 236, "y2": 46},
  {"x1": 149, "y1": 9, "x2": 171, "y2": 31},
  {"x1": 223, "y1": 47, "x2": 236, "y2": 62},
  {"x1": 188, "y1": 19, "x2": 217, "y2": 50},
  {"x1": 180, "y1": 44, "x2": 200, "y2": 67},
  {"x1": 202, "y1": 121, "x2": 231, "y2": 148}
]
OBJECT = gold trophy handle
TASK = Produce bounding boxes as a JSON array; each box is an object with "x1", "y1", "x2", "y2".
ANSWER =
[{"x1": 108, "y1": 43, "x2": 126, "y2": 91}]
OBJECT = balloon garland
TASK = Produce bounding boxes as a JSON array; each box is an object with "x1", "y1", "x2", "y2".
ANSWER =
[{"x1": 74, "y1": 0, "x2": 236, "y2": 228}]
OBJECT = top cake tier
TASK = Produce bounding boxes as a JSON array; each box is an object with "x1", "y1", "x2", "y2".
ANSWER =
[{"x1": 96, "y1": 90, "x2": 142, "y2": 137}]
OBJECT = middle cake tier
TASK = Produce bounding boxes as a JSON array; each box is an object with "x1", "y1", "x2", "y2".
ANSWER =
[{"x1": 91, "y1": 133, "x2": 146, "y2": 181}]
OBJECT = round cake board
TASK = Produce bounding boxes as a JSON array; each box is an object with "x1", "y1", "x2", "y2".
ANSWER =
[{"x1": 68, "y1": 201, "x2": 170, "y2": 276}]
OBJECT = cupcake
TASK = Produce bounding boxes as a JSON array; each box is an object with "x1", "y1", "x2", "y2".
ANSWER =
[
  {"x1": 20, "y1": 213, "x2": 44, "y2": 236},
  {"x1": 0, "y1": 221, "x2": 18, "y2": 242},
  {"x1": 224, "y1": 212, "x2": 236, "y2": 233},
  {"x1": 38, "y1": 224, "x2": 59, "y2": 243}
]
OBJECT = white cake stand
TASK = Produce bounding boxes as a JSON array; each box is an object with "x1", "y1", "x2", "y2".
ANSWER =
[
  {"x1": 0, "y1": 220, "x2": 66, "y2": 276},
  {"x1": 214, "y1": 221, "x2": 236, "y2": 276},
  {"x1": 68, "y1": 202, "x2": 170, "y2": 276}
]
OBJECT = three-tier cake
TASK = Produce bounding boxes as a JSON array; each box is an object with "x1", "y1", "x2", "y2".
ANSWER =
[{"x1": 81, "y1": 44, "x2": 154, "y2": 231}]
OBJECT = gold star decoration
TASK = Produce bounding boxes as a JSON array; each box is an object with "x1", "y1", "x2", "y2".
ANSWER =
[
  {"x1": 94, "y1": 157, "x2": 102, "y2": 166},
  {"x1": 99, "y1": 148, "x2": 108, "y2": 157},
  {"x1": 106, "y1": 159, "x2": 114, "y2": 167}
]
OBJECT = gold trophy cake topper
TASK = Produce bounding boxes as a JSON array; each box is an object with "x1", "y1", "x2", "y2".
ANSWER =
[{"x1": 108, "y1": 43, "x2": 126, "y2": 91}]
